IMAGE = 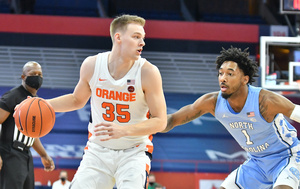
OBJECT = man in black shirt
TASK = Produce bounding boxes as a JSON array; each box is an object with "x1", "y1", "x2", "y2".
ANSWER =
[{"x1": 0, "y1": 61, "x2": 55, "y2": 189}]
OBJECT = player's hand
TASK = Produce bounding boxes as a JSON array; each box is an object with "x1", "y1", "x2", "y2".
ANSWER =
[
  {"x1": 13, "y1": 96, "x2": 32, "y2": 117},
  {"x1": 94, "y1": 122, "x2": 128, "y2": 141},
  {"x1": 41, "y1": 155, "x2": 55, "y2": 172}
]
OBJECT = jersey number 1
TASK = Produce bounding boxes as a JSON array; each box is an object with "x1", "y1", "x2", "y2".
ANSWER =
[{"x1": 241, "y1": 129, "x2": 253, "y2": 145}]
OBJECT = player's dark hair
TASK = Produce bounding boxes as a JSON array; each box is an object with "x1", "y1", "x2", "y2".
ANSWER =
[{"x1": 215, "y1": 46, "x2": 259, "y2": 84}]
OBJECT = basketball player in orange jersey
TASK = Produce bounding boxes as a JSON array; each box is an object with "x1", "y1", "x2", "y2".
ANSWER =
[
  {"x1": 47, "y1": 15, "x2": 167, "y2": 189},
  {"x1": 0, "y1": 61, "x2": 55, "y2": 189}
]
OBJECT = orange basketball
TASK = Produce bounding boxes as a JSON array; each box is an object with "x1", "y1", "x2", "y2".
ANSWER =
[{"x1": 14, "y1": 97, "x2": 55, "y2": 138}]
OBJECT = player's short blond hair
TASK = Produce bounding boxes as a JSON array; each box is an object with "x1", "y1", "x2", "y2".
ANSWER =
[{"x1": 110, "y1": 14, "x2": 145, "y2": 42}]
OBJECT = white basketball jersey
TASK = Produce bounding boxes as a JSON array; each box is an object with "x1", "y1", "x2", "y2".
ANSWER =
[{"x1": 88, "y1": 52, "x2": 152, "y2": 150}]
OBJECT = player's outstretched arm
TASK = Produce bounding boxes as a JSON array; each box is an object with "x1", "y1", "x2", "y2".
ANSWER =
[
  {"x1": 161, "y1": 92, "x2": 218, "y2": 133},
  {"x1": 47, "y1": 56, "x2": 96, "y2": 112}
]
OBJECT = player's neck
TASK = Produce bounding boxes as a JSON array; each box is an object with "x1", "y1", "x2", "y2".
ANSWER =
[
  {"x1": 108, "y1": 53, "x2": 135, "y2": 80},
  {"x1": 22, "y1": 83, "x2": 37, "y2": 96},
  {"x1": 227, "y1": 85, "x2": 248, "y2": 113}
]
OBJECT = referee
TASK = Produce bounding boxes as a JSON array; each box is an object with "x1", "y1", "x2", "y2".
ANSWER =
[{"x1": 0, "y1": 61, "x2": 55, "y2": 189}]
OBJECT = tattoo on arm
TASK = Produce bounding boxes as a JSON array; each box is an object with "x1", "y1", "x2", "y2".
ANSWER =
[
  {"x1": 259, "y1": 93, "x2": 269, "y2": 121},
  {"x1": 181, "y1": 110, "x2": 203, "y2": 125},
  {"x1": 163, "y1": 93, "x2": 216, "y2": 133},
  {"x1": 162, "y1": 115, "x2": 174, "y2": 133}
]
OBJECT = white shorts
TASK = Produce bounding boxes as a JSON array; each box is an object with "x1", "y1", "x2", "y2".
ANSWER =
[
  {"x1": 221, "y1": 156, "x2": 300, "y2": 189},
  {"x1": 70, "y1": 141, "x2": 151, "y2": 189}
]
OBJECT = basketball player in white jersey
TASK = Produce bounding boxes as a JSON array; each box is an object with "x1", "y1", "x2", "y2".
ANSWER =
[{"x1": 47, "y1": 15, "x2": 167, "y2": 189}]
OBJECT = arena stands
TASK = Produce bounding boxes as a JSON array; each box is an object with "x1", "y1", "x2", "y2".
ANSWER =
[{"x1": 0, "y1": 1, "x2": 298, "y2": 188}]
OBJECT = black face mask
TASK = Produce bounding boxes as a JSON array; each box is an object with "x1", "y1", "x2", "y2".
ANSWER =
[
  {"x1": 25, "y1": 76, "x2": 43, "y2": 90},
  {"x1": 60, "y1": 177, "x2": 66, "y2": 182}
]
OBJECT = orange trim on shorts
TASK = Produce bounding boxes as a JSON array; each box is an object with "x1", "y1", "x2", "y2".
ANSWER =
[
  {"x1": 146, "y1": 163, "x2": 150, "y2": 174},
  {"x1": 88, "y1": 132, "x2": 92, "y2": 139},
  {"x1": 146, "y1": 163, "x2": 150, "y2": 188},
  {"x1": 84, "y1": 132, "x2": 93, "y2": 150}
]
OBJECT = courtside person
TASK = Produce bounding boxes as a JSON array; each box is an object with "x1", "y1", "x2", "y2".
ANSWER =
[{"x1": 0, "y1": 61, "x2": 54, "y2": 189}]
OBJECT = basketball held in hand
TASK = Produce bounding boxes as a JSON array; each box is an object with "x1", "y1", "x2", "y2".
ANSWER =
[{"x1": 14, "y1": 97, "x2": 55, "y2": 138}]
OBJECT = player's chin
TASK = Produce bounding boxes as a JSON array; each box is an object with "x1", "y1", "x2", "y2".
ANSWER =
[
  {"x1": 133, "y1": 53, "x2": 141, "y2": 59},
  {"x1": 221, "y1": 92, "x2": 232, "y2": 99}
]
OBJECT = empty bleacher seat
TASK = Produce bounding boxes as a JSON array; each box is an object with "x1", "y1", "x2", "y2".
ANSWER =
[
  {"x1": 201, "y1": 13, "x2": 265, "y2": 24},
  {"x1": 0, "y1": 0, "x2": 10, "y2": 13},
  {"x1": 112, "y1": 0, "x2": 183, "y2": 21},
  {"x1": 34, "y1": 0, "x2": 98, "y2": 17}
]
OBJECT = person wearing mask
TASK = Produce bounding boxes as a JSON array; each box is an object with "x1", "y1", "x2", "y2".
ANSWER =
[
  {"x1": 148, "y1": 173, "x2": 159, "y2": 189},
  {"x1": 0, "y1": 61, "x2": 55, "y2": 189},
  {"x1": 52, "y1": 170, "x2": 71, "y2": 189}
]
